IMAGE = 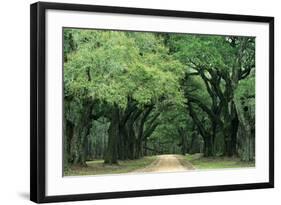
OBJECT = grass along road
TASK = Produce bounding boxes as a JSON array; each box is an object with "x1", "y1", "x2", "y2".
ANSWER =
[
  {"x1": 64, "y1": 155, "x2": 192, "y2": 176},
  {"x1": 184, "y1": 153, "x2": 255, "y2": 169},
  {"x1": 64, "y1": 156, "x2": 157, "y2": 176}
]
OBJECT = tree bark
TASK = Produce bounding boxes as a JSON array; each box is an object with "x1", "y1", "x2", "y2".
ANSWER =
[
  {"x1": 104, "y1": 106, "x2": 119, "y2": 164},
  {"x1": 187, "y1": 101, "x2": 214, "y2": 156}
]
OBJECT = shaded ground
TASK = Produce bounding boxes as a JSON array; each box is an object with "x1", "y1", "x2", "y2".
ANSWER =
[
  {"x1": 184, "y1": 153, "x2": 255, "y2": 169},
  {"x1": 64, "y1": 156, "x2": 157, "y2": 176},
  {"x1": 133, "y1": 154, "x2": 195, "y2": 173}
]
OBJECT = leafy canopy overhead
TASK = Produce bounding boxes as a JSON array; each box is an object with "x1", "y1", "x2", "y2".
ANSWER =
[{"x1": 64, "y1": 29, "x2": 185, "y2": 109}]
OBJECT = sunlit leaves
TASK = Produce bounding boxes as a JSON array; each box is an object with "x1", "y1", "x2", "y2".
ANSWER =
[{"x1": 64, "y1": 29, "x2": 185, "y2": 109}]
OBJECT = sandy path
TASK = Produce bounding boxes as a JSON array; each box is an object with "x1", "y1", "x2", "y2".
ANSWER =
[{"x1": 133, "y1": 154, "x2": 195, "y2": 173}]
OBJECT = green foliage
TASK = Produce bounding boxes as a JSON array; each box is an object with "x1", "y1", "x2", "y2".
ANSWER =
[
  {"x1": 64, "y1": 29, "x2": 185, "y2": 109},
  {"x1": 235, "y1": 73, "x2": 255, "y2": 112},
  {"x1": 168, "y1": 35, "x2": 236, "y2": 71},
  {"x1": 167, "y1": 34, "x2": 255, "y2": 158}
]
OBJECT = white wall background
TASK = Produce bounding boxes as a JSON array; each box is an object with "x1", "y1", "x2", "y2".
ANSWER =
[{"x1": 0, "y1": 0, "x2": 279, "y2": 204}]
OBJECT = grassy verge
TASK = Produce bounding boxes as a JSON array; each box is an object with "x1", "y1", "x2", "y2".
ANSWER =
[
  {"x1": 184, "y1": 153, "x2": 255, "y2": 170},
  {"x1": 64, "y1": 156, "x2": 157, "y2": 176}
]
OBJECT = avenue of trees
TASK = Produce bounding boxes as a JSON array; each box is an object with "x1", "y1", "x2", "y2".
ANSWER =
[{"x1": 63, "y1": 29, "x2": 255, "y2": 168}]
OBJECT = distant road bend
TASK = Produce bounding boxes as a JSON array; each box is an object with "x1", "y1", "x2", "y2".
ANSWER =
[{"x1": 133, "y1": 154, "x2": 195, "y2": 173}]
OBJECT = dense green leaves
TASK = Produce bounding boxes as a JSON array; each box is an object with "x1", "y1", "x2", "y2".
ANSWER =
[
  {"x1": 64, "y1": 29, "x2": 184, "y2": 109},
  {"x1": 166, "y1": 34, "x2": 255, "y2": 158}
]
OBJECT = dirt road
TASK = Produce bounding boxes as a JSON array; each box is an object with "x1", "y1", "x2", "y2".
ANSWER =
[{"x1": 133, "y1": 154, "x2": 194, "y2": 173}]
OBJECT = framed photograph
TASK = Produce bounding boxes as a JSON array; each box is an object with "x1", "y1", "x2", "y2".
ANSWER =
[{"x1": 30, "y1": 1, "x2": 274, "y2": 203}]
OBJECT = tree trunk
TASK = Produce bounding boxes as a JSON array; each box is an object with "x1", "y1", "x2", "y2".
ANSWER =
[
  {"x1": 64, "y1": 119, "x2": 74, "y2": 166},
  {"x1": 178, "y1": 128, "x2": 187, "y2": 155},
  {"x1": 187, "y1": 101, "x2": 214, "y2": 156},
  {"x1": 222, "y1": 100, "x2": 239, "y2": 157},
  {"x1": 230, "y1": 102, "x2": 239, "y2": 155},
  {"x1": 204, "y1": 136, "x2": 214, "y2": 157},
  {"x1": 128, "y1": 123, "x2": 136, "y2": 159},
  {"x1": 144, "y1": 138, "x2": 148, "y2": 156},
  {"x1": 117, "y1": 125, "x2": 125, "y2": 160},
  {"x1": 234, "y1": 98, "x2": 255, "y2": 161},
  {"x1": 104, "y1": 106, "x2": 119, "y2": 164}
]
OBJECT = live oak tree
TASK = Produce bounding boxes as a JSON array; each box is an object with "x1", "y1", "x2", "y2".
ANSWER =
[
  {"x1": 166, "y1": 34, "x2": 255, "y2": 159},
  {"x1": 64, "y1": 29, "x2": 184, "y2": 165}
]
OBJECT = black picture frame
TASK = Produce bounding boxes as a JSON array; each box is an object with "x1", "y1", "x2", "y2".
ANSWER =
[{"x1": 30, "y1": 1, "x2": 274, "y2": 203}]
